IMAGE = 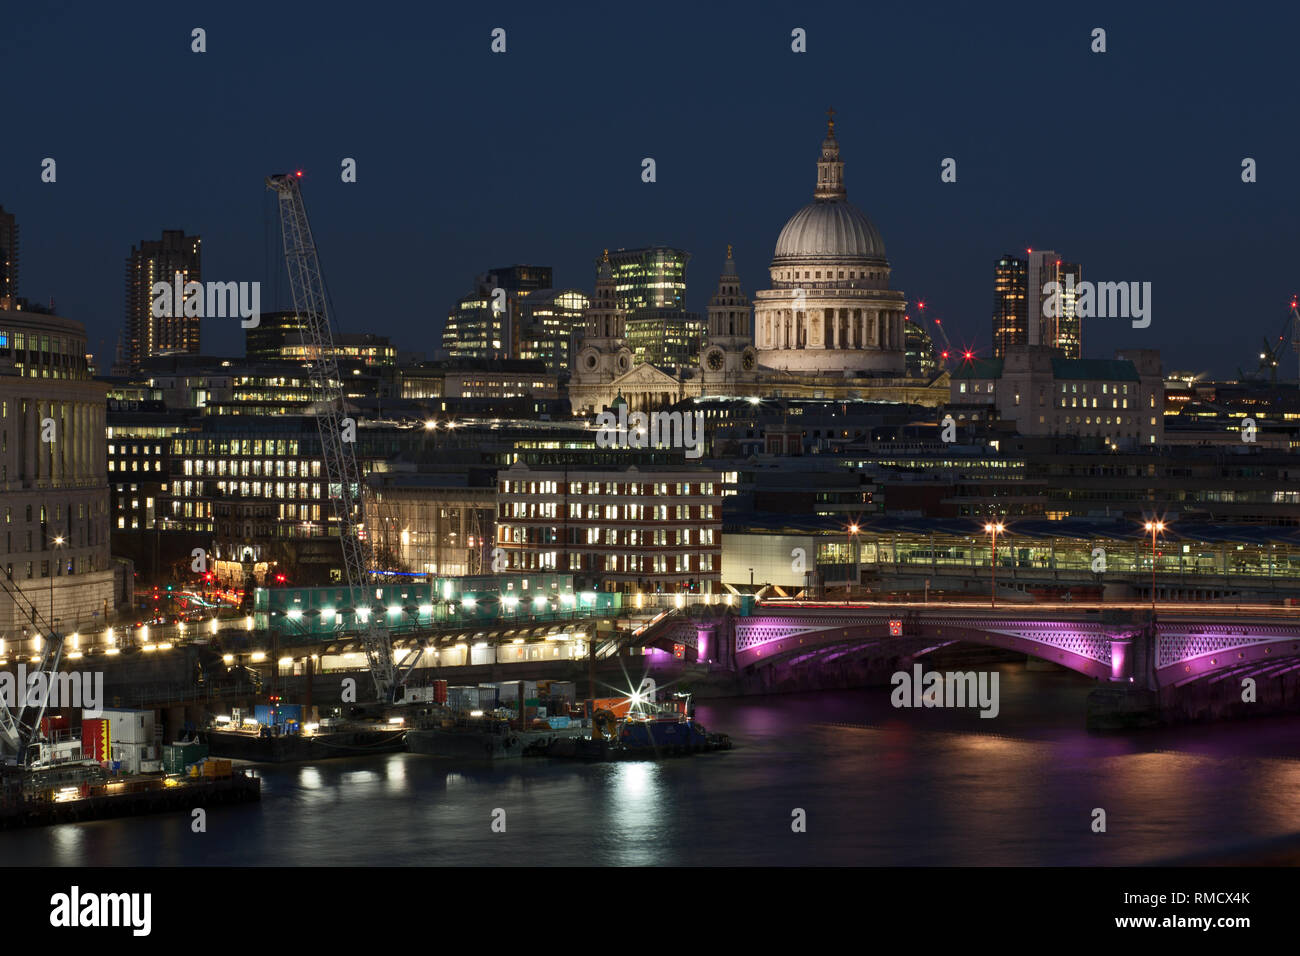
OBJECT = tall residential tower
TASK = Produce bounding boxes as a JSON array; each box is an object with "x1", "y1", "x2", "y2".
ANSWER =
[{"x1": 122, "y1": 229, "x2": 202, "y2": 371}]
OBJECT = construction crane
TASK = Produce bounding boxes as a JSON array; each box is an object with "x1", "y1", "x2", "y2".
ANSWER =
[
  {"x1": 1241, "y1": 298, "x2": 1300, "y2": 384},
  {"x1": 266, "y1": 173, "x2": 420, "y2": 703},
  {"x1": 917, "y1": 300, "x2": 958, "y2": 367},
  {"x1": 0, "y1": 575, "x2": 68, "y2": 766}
]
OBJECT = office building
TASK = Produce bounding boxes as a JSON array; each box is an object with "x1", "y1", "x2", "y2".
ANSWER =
[
  {"x1": 495, "y1": 462, "x2": 722, "y2": 593},
  {"x1": 605, "y1": 246, "x2": 688, "y2": 312},
  {"x1": 444, "y1": 265, "x2": 553, "y2": 360},
  {"x1": 950, "y1": 347, "x2": 1163, "y2": 445},
  {"x1": 0, "y1": 310, "x2": 114, "y2": 631},
  {"x1": 513, "y1": 288, "x2": 589, "y2": 374},
  {"x1": 626, "y1": 309, "x2": 706, "y2": 368}
]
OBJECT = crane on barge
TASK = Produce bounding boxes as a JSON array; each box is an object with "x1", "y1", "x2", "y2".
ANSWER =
[
  {"x1": 0, "y1": 573, "x2": 70, "y2": 766},
  {"x1": 265, "y1": 172, "x2": 422, "y2": 703}
]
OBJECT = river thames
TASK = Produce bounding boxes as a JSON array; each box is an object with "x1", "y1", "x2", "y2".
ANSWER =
[{"x1": 7, "y1": 662, "x2": 1300, "y2": 866}]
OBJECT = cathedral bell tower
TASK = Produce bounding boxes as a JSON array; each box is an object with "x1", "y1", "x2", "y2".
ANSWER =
[
  {"x1": 700, "y1": 244, "x2": 759, "y2": 393},
  {"x1": 571, "y1": 249, "x2": 634, "y2": 413}
]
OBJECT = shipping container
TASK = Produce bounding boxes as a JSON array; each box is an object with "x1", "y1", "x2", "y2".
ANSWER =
[
  {"x1": 97, "y1": 708, "x2": 155, "y2": 745},
  {"x1": 550, "y1": 681, "x2": 577, "y2": 703},
  {"x1": 163, "y1": 741, "x2": 208, "y2": 774},
  {"x1": 82, "y1": 718, "x2": 110, "y2": 762}
]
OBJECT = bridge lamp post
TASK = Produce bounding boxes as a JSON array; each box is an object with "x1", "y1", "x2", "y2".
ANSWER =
[
  {"x1": 1143, "y1": 520, "x2": 1165, "y2": 614},
  {"x1": 846, "y1": 524, "x2": 860, "y2": 604},
  {"x1": 983, "y1": 522, "x2": 1004, "y2": 609}
]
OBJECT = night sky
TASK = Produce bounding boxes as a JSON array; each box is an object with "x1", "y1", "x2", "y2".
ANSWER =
[{"x1": 4, "y1": 1, "x2": 1297, "y2": 376}]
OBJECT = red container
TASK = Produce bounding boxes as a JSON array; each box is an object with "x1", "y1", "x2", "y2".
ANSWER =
[
  {"x1": 82, "y1": 718, "x2": 110, "y2": 762},
  {"x1": 433, "y1": 680, "x2": 448, "y2": 704}
]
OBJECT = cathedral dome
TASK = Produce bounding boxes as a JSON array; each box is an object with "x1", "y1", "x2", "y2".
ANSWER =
[
  {"x1": 774, "y1": 199, "x2": 885, "y2": 262},
  {"x1": 772, "y1": 114, "x2": 886, "y2": 264}
]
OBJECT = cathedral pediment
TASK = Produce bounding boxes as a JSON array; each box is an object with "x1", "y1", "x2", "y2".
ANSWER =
[{"x1": 610, "y1": 362, "x2": 682, "y2": 389}]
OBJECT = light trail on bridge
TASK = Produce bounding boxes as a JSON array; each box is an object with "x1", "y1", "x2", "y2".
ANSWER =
[{"x1": 760, "y1": 599, "x2": 1300, "y2": 618}]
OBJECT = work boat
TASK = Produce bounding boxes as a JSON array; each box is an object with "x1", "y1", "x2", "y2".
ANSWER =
[{"x1": 616, "y1": 693, "x2": 732, "y2": 755}]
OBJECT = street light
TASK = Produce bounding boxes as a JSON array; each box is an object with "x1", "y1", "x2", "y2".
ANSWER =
[
  {"x1": 1143, "y1": 520, "x2": 1166, "y2": 615},
  {"x1": 983, "y1": 521, "x2": 1005, "y2": 609},
  {"x1": 846, "y1": 524, "x2": 860, "y2": 604}
]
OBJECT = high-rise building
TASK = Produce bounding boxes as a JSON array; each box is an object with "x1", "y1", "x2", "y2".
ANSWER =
[
  {"x1": 123, "y1": 230, "x2": 202, "y2": 371},
  {"x1": 601, "y1": 247, "x2": 701, "y2": 368},
  {"x1": 443, "y1": 265, "x2": 554, "y2": 360},
  {"x1": 0, "y1": 205, "x2": 18, "y2": 303},
  {"x1": 993, "y1": 251, "x2": 1082, "y2": 359},
  {"x1": 605, "y1": 246, "x2": 688, "y2": 312},
  {"x1": 991, "y1": 255, "x2": 1027, "y2": 358},
  {"x1": 1027, "y1": 250, "x2": 1081, "y2": 357}
]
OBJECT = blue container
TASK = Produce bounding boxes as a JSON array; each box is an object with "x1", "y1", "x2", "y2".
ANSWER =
[{"x1": 254, "y1": 703, "x2": 303, "y2": 725}]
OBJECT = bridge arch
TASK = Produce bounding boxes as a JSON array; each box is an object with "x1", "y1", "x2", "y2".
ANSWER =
[{"x1": 733, "y1": 612, "x2": 1116, "y2": 680}]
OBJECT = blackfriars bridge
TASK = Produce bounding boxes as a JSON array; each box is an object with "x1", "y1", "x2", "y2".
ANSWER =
[{"x1": 638, "y1": 601, "x2": 1300, "y2": 725}]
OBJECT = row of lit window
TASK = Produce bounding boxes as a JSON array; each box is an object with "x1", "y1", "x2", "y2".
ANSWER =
[
  {"x1": 176, "y1": 439, "x2": 304, "y2": 456},
  {"x1": 184, "y1": 458, "x2": 321, "y2": 478},
  {"x1": 499, "y1": 480, "x2": 715, "y2": 496}
]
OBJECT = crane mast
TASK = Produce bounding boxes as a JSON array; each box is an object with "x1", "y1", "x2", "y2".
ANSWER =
[
  {"x1": 0, "y1": 575, "x2": 67, "y2": 765},
  {"x1": 265, "y1": 173, "x2": 398, "y2": 701}
]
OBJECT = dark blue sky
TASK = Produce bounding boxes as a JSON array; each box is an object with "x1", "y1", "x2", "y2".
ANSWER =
[{"x1": 5, "y1": 1, "x2": 1297, "y2": 376}]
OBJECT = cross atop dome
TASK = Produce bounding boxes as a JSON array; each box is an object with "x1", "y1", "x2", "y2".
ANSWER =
[{"x1": 826, "y1": 106, "x2": 835, "y2": 137}]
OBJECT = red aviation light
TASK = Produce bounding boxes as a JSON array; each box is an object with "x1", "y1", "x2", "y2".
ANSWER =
[{"x1": 963, "y1": 351, "x2": 974, "y2": 360}]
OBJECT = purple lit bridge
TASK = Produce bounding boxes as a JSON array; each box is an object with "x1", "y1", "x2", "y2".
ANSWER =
[{"x1": 639, "y1": 603, "x2": 1300, "y2": 721}]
